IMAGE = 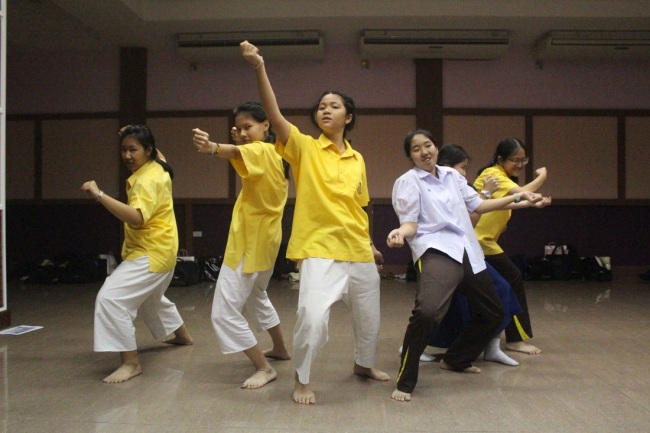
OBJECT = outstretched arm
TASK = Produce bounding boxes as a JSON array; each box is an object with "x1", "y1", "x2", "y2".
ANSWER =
[
  {"x1": 192, "y1": 128, "x2": 242, "y2": 160},
  {"x1": 241, "y1": 41, "x2": 291, "y2": 144},
  {"x1": 81, "y1": 180, "x2": 143, "y2": 226},
  {"x1": 474, "y1": 190, "x2": 542, "y2": 215}
]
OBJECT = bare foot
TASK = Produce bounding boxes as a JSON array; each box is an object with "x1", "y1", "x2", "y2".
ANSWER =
[
  {"x1": 163, "y1": 324, "x2": 194, "y2": 345},
  {"x1": 353, "y1": 364, "x2": 390, "y2": 381},
  {"x1": 102, "y1": 363, "x2": 142, "y2": 383},
  {"x1": 440, "y1": 360, "x2": 481, "y2": 373},
  {"x1": 293, "y1": 380, "x2": 316, "y2": 404},
  {"x1": 263, "y1": 348, "x2": 291, "y2": 360},
  {"x1": 505, "y1": 341, "x2": 541, "y2": 355},
  {"x1": 391, "y1": 388, "x2": 412, "y2": 402},
  {"x1": 241, "y1": 368, "x2": 277, "y2": 389},
  {"x1": 163, "y1": 335, "x2": 194, "y2": 345}
]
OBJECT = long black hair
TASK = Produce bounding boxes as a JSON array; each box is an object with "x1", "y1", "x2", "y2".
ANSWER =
[
  {"x1": 233, "y1": 100, "x2": 289, "y2": 179},
  {"x1": 119, "y1": 124, "x2": 174, "y2": 179},
  {"x1": 477, "y1": 137, "x2": 525, "y2": 182}
]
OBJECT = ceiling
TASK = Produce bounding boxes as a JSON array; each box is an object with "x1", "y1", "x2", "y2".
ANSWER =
[{"x1": 6, "y1": 0, "x2": 650, "y2": 56}]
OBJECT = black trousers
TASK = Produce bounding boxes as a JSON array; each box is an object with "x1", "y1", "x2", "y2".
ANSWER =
[
  {"x1": 485, "y1": 253, "x2": 533, "y2": 343},
  {"x1": 396, "y1": 249, "x2": 503, "y2": 394}
]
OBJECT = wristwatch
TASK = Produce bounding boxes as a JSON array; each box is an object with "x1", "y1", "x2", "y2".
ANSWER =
[{"x1": 481, "y1": 190, "x2": 491, "y2": 199}]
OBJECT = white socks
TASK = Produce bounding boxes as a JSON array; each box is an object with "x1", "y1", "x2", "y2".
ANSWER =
[{"x1": 483, "y1": 338, "x2": 519, "y2": 366}]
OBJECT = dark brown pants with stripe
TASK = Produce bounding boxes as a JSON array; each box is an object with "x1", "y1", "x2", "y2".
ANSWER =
[{"x1": 396, "y1": 249, "x2": 503, "y2": 394}]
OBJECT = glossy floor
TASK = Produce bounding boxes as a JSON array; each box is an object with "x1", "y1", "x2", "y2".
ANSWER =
[{"x1": 2, "y1": 267, "x2": 649, "y2": 433}]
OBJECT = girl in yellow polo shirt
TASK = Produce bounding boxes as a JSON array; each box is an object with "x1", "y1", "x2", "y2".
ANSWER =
[
  {"x1": 474, "y1": 138, "x2": 550, "y2": 355},
  {"x1": 242, "y1": 41, "x2": 389, "y2": 405},
  {"x1": 81, "y1": 125, "x2": 193, "y2": 384},
  {"x1": 192, "y1": 101, "x2": 291, "y2": 390}
]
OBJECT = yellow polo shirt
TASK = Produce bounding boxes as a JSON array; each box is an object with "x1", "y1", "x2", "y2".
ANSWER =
[
  {"x1": 276, "y1": 124, "x2": 373, "y2": 263},
  {"x1": 473, "y1": 165, "x2": 518, "y2": 256},
  {"x1": 122, "y1": 160, "x2": 178, "y2": 273},
  {"x1": 224, "y1": 141, "x2": 288, "y2": 273}
]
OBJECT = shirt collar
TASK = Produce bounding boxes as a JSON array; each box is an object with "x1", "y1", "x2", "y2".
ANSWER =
[
  {"x1": 413, "y1": 165, "x2": 453, "y2": 180},
  {"x1": 126, "y1": 160, "x2": 154, "y2": 188},
  {"x1": 318, "y1": 133, "x2": 357, "y2": 159}
]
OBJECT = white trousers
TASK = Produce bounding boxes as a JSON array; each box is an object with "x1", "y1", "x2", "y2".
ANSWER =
[
  {"x1": 211, "y1": 260, "x2": 279, "y2": 354},
  {"x1": 94, "y1": 256, "x2": 183, "y2": 352},
  {"x1": 294, "y1": 258, "x2": 381, "y2": 384}
]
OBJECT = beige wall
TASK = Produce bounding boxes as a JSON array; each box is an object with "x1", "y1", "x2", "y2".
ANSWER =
[{"x1": 7, "y1": 113, "x2": 649, "y2": 200}]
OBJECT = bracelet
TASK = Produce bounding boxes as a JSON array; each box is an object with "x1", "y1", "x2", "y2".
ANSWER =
[
  {"x1": 514, "y1": 192, "x2": 521, "y2": 203},
  {"x1": 96, "y1": 190, "x2": 104, "y2": 201},
  {"x1": 481, "y1": 189, "x2": 491, "y2": 199},
  {"x1": 254, "y1": 57, "x2": 264, "y2": 69}
]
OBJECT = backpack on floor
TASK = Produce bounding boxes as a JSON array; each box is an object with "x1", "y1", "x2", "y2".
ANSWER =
[{"x1": 581, "y1": 256, "x2": 612, "y2": 281}]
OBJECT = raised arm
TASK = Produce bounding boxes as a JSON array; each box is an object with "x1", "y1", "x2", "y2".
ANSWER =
[
  {"x1": 240, "y1": 40, "x2": 291, "y2": 144},
  {"x1": 509, "y1": 167, "x2": 548, "y2": 194}
]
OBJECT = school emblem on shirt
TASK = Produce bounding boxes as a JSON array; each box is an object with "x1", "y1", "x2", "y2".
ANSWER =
[{"x1": 357, "y1": 182, "x2": 363, "y2": 195}]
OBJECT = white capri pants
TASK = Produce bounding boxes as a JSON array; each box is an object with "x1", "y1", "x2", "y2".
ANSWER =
[
  {"x1": 211, "y1": 260, "x2": 279, "y2": 354},
  {"x1": 294, "y1": 258, "x2": 381, "y2": 384},
  {"x1": 94, "y1": 256, "x2": 184, "y2": 352}
]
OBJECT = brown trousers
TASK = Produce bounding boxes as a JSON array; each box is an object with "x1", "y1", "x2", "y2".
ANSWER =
[{"x1": 396, "y1": 249, "x2": 503, "y2": 394}]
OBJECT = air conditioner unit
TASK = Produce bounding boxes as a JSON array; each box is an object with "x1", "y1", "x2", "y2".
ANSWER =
[
  {"x1": 359, "y1": 29, "x2": 510, "y2": 60},
  {"x1": 176, "y1": 30, "x2": 324, "y2": 62},
  {"x1": 534, "y1": 31, "x2": 650, "y2": 61}
]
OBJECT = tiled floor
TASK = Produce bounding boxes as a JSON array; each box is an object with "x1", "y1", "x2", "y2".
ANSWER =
[{"x1": 2, "y1": 267, "x2": 649, "y2": 432}]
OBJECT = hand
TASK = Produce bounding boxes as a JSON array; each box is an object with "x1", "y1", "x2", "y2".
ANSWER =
[
  {"x1": 371, "y1": 243, "x2": 384, "y2": 269},
  {"x1": 240, "y1": 40, "x2": 262, "y2": 67},
  {"x1": 230, "y1": 126, "x2": 243, "y2": 145},
  {"x1": 386, "y1": 229, "x2": 405, "y2": 248},
  {"x1": 535, "y1": 167, "x2": 547, "y2": 180},
  {"x1": 484, "y1": 175, "x2": 500, "y2": 195},
  {"x1": 534, "y1": 196, "x2": 552, "y2": 208},
  {"x1": 520, "y1": 191, "x2": 542, "y2": 204},
  {"x1": 192, "y1": 128, "x2": 214, "y2": 154},
  {"x1": 81, "y1": 180, "x2": 101, "y2": 199}
]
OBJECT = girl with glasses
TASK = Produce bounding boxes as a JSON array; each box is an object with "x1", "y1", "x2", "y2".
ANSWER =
[{"x1": 474, "y1": 138, "x2": 551, "y2": 355}]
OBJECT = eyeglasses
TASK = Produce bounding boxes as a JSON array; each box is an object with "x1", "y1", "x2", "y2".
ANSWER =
[{"x1": 506, "y1": 157, "x2": 529, "y2": 165}]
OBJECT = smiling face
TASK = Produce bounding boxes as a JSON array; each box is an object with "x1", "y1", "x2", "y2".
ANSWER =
[
  {"x1": 499, "y1": 147, "x2": 526, "y2": 178},
  {"x1": 315, "y1": 93, "x2": 352, "y2": 135},
  {"x1": 234, "y1": 112, "x2": 269, "y2": 144},
  {"x1": 409, "y1": 133, "x2": 438, "y2": 173},
  {"x1": 121, "y1": 136, "x2": 151, "y2": 173}
]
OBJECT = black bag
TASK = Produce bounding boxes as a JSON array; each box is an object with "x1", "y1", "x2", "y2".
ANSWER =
[
  {"x1": 544, "y1": 242, "x2": 581, "y2": 280},
  {"x1": 29, "y1": 259, "x2": 63, "y2": 284},
  {"x1": 198, "y1": 256, "x2": 222, "y2": 282},
  {"x1": 171, "y1": 259, "x2": 201, "y2": 286},
  {"x1": 526, "y1": 256, "x2": 553, "y2": 280},
  {"x1": 581, "y1": 257, "x2": 613, "y2": 281},
  {"x1": 59, "y1": 254, "x2": 106, "y2": 284}
]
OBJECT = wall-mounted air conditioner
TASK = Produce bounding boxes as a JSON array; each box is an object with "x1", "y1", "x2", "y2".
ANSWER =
[
  {"x1": 534, "y1": 31, "x2": 650, "y2": 60},
  {"x1": 176, "y1": 30, "x2": 324, "y2": 62},
  {"x1": 359, "y1": 29, "x2": 510, "y2": 60}
]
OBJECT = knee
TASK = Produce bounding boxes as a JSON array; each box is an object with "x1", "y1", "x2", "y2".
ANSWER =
[
  {"x1": 295, "y1": 308, "x2": 327, "y2": 338},
  {"x1": 410, "y1": 307, "x2": 442, "y2": 332}
]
